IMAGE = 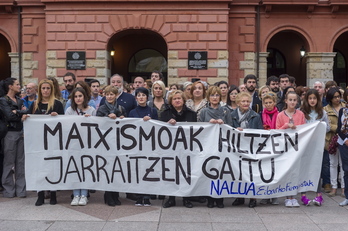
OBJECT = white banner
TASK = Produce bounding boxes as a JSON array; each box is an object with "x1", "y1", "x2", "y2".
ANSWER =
[{"x1": 24, "y1": 115, "x2": 326, "y2": 198}]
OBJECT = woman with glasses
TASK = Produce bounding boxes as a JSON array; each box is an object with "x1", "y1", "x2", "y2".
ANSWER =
[
  {"x1": 324, "y1": 87, "x2": 345, "y2": 197},
  {"x1": 199, "y1": 86, "x2": 232, "y2": 208},
  {"x1": 225, "y1": 85, "x2": 240, "y2": 112}
]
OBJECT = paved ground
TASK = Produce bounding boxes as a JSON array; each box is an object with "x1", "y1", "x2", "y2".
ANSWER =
[{"x1": 0, "y1": 189, "x2": 348, "y2": 231}]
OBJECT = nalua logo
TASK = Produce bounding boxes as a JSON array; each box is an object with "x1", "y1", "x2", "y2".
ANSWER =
[
  {"x1": 194, "y1": 52, "x2": 201, "y2": 60},
  {"x1": 72, "y1": 52, "x2": 80, "y2": 60}
]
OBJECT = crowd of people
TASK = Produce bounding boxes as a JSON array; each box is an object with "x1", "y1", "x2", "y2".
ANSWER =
[{"x1": 1, "y1": 72, "x2": 348, "y2": 209}]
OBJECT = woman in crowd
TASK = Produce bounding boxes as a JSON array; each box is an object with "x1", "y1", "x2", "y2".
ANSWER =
[
  {"x1": 199, "y1": 86, "x2": 232, "y2": 208},
  {"x1": 225, "y1": 85, "x2": 239, "y2": 112},
  {"x1": 276, "y1": 91, "x2": 305, "y2": 207},
  {"x1": 47, "y1": 77, "x2": 63, "y2": 103},
  {"x1": 64, "y1": 81, "x2": 96, "y2": 111},
  {"x1": 148, "y1": 80, "x2": 167, "y2": 120},
  {"x1": 0, "y1": 78, "x2": 26, "y2": 198},
  {"x1": 217, "y1": 81, "x2": 229, "y2": 106},
  {"x1": 230, "y1": 92, "x2": 263, "y2": 208},
  {"x1": 97, "y1": 85, "x2": 126, "y2": 206},
  {"x1": 129, "y1": 87, "x2": 158, "y2": 207},
  {"x1": 65, "y1": 87, "x2": 96, "y2": 206},
  {"x1": 161, "y1": 90, "x2": 197, "y2": 208},
  {"x1": 324, "y1": 88, "x2": 345, "y2": 197},
  {"x1": 186, "y1": 81, "x2": 208, "y2": 120},
  {"x1": 258, "y1": 85, "x2": 271, "y2": 100},
  {"x1": 337, "y1": 89, "x2": 348, "y2": 206},
  {"x1": 277, "y1": 86, "x2": 296, "y2": 111},
  {"x1": 259, "y1": 92, "x2": 279, "y2": 205},
  {"x1": 295, "y1": 86, "x2": 308, "y2": 105},
  {"x1": 23, "y1": 79, "x2": 65, "y2": 205},
  {"x1": 183, "y1": 81, "x2": 193, "y2": 100},
  {"x1": 300, "y1": 89, "x2": 329, "y2": 206}
]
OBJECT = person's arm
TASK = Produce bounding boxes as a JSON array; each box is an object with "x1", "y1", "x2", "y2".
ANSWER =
[{"x1": 0, "y1": 98, "x2": 21, "y2": 122}]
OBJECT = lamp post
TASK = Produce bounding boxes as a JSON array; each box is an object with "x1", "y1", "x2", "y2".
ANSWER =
[{"x1": 300, "y1": 46, "x2": 306, "y2": 58}]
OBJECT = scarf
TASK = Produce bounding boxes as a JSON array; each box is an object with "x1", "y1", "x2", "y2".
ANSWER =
[
  {"x1": 105, "y1": 100, "x2": 119, "y2": 115},
  {"x1": 237, "y1": 108, "x2": 251, "y2": 128},
  {"x1": 262, "y1": 107, "x2": 279, "y2": 130}
]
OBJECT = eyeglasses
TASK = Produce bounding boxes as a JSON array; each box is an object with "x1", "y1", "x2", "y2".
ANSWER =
[{"x1": 210, "y1": 94, "x2": 220, "y2": 98}]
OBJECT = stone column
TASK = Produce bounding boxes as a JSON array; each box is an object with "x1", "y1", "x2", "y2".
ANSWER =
[
  {"x1": 239, "y1": 52, "x2": 269, "y2": 86},
  {"x1": 306, "y1": 52, "x2": 336, "y2": 87},
  {"x1": 9, "y1": 52, "x2": 19, "y2": 79}
]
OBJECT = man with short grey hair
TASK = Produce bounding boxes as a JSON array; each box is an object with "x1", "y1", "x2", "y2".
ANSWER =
[{"x1": 22, "y1": 82, "x2": 37, "y2": 109}]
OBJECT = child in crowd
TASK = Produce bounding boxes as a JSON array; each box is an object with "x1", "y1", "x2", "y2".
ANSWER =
[
  {"x1": 260, "y1": 92, "x2": 280, "y2": 205},
  {"x1": 128, "y1": 87, "x2": 158, "y2": 207},
  {"x1": 276, "y1": 91, "x2": 305, "y2": 207},
  {"x1": 300, "y1": 89, "x2": 330, "y2": 206},
  {"x1": 96, "y1": 85, "x2": 126, "y2": 206},
  {"x1": 65, "y1": 87, "x2": 96, "y2": 206}
]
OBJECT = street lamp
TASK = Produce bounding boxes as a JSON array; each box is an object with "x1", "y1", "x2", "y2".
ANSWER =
[
  {"x1": 300, "y1": 46, "x2": 306, "y2": 58},
  {"x1": 110, "y1": 49, "x2": 115, "y2": 56}
]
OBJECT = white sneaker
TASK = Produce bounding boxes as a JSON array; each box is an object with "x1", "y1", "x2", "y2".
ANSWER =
[
  {"x1": 71, "y1": 196, "x2": 80, "y2": 206},
  {"x1": 339, "y1": 199, "x2": 348, "y2": 206},
  {"x1": 285, "y1": 199, "x2": 292, "y2": 207},
  {"x1": 291, "y1": 199, "x2": 300, "y2": 207},
  {"x1": 78, "y1": 196, "x2": 88, "y2": 206}
]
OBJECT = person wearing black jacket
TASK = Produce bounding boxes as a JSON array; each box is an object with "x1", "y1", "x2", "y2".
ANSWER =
[
  {"x1": 160, "y1": 90, "x2": 197, "y2": 208},
  {"x1": 0, "y1": 78, "x2": 26, "y2": 198}
]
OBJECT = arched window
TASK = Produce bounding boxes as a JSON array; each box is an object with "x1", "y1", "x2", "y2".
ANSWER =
[{"x1": 128, "y1": 49, "x2": 167, "y2": 83}]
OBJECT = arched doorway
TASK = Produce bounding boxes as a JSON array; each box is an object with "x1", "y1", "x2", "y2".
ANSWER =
[
  {"x1": 108, "y1": 29, "x2": 167, "y2": 84},
  {"x1": 267, "y1": 30, "x2": 308, "y2": 86},
  {"x1": 333, "y1": 31, "x2": 348, "y2": 88},
  {"x1": 0, "y1": 34, "x2": 11, "y2": 80}
]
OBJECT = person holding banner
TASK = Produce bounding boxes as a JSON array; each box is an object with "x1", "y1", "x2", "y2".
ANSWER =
[
  {"x1": 199, "y1": 86, "x2": 233, "y2": 208},
  {"x1": 96, "y1": 85, "x2": 126, "y2": 206},
  {"x1": 338, "y1": 89, "x2": 348, "y2": 206},
  {"x1": 230, "y1": 91, "x2": 263, "y2": 208},
  {"x1": 259, "y1": 92, "x2": 280, "y2": 205},
  {"x1": 129, "y1": 87, "x2": 158, "y2": 207},
  {"x1": 161, "y1": 90, "x2": 197, "y2": 208},
  {"x1": 22, "y1": 79, "x2": 64, "y2": 205},
  {"x1": 276, "y1": 91, "x2": 305, "y2": 207},
  {"x1": 324, "y1": 88, "x2": 345, "y2": 197},
  {"x1": 300, "y1": 89, "x2": 330, "y2": 206},
  {"x1": 186, "y1": 81, "x2": 208, "y2": 120},
  {"x1": 0, "y1": 78, "x2": 27, "y2": 198},
  {"x1": 148, "y1": 80, "x2": 168, "y2": 120},
  {"x1": 65, "y1": 87, "x2": 96, "y2": 206}
]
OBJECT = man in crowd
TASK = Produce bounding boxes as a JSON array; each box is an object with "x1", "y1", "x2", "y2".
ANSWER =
[
  {"x1": 61, "y1": 72, "x2": 76, "y2": 100},
  {"x1": 277, "y1": 74, "x2": 291, "y2": 100},
  {"x1": 132, "y1": 76, "x2": 145, "y2": 96},
  {"x1": 150, "y1": 71, "x2": 163, "y2": 83},
  {"x1": 89, "y1": 79, "x2": 103, "y2": 110},
  {"x1": 266, "y1": 76, "x2": 279, "y2": 93},
  {"x1": 22, "y1": 82, "x2": 37, "y2": 109},
  {"x1": 244, "y1": 74, "x2": 262, "y2": 113}
]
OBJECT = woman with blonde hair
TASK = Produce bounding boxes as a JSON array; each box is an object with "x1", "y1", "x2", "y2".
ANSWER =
[
  {"x1": 148, "y1": 80, "x2": 168, "y2": 120},
  {"x1": 23, "y1": 79, "x2": 64, "y2": 205}
]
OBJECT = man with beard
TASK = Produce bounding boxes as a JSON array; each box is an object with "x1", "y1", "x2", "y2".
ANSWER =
[
  {"x1": 244, "y1": 74, "x2": 262, "y2": 113},
  {"x1": 61, "y1": 72, "x2": 76, "y2": 101},
  {"x1": 266, "y1": 75, "x2": 279, "y2": 93}
]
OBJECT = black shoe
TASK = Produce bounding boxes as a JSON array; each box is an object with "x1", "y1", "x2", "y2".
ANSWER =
[
  {"x1": 150, "y1": 195, "x2": 157, "y2": 199},
  {"x1": 216, "y1": 198, "x2": 224, "y2": 208},
  {"x1": 104, "y1": 192, "x2": 116, "y2": 207},
  {"x1": 143, "y1": 198, "x2": 151, "y2": 206},
  {"x1": 135, "y1": 198, "x2": 143, "y2": 206},
  {"x1": 112, "y1": 192, "x2": 121, "y2": 205},
  {"x1": 35, "y1": 191, "x2": 45, "y2": 206},
  {"x1": 207, "y1": 197, "x2": 214, "y2": 208},
  {"x1": 158, "y1": 195, "x2": 165, "y2": 200},
  {"x1": 50, "y1": 191, "x2": 57, "y2": 205},
  {"x1": 249, "y1": 199, "x2": 257, "y2": 208},
  {"x1": 183, "y1": 200, "x2": 193, "y2": 208},
  {"x1": 232, "y1": 198, "x2": 245, "y2": 206},
  {"x1": 163, "y1": 199, "x2": 176, "y2": 208}
]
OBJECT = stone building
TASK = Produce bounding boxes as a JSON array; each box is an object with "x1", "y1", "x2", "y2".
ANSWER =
[{"x1": 0, "y1": 0, "x2": 347, "y2": 88}]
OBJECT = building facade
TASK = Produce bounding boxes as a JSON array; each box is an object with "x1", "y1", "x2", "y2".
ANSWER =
[{"x1": 0, "y1": 0, "x2": 347, "y2": 87}]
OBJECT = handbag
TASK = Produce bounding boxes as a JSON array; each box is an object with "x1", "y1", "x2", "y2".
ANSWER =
[{"x1": 328, "y1": 134, "x2": 338, "y2": 155}]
